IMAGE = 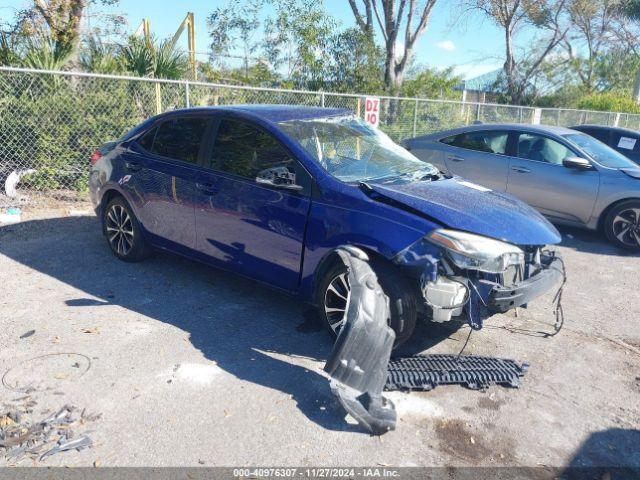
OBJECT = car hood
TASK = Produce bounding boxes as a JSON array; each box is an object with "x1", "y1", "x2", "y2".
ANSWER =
[
  {"x1": 368, "y1": 177, "x2": 561, "y2": 246},
  {"x1": 620, "y1": 168, "x2": 640, "y2": 180}
]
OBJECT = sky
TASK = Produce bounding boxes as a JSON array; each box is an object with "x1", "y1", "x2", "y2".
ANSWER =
[{"x1": 0, "y1": 0, "x2": 510, "y2": 80}]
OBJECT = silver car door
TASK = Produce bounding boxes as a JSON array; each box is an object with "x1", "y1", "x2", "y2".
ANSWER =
[
  {"x1": 506, "y1": 132, "x2": 600, "y2": 225},
  {"x1": 439, "y1": 130, "x2": 511, "y2": 191}
]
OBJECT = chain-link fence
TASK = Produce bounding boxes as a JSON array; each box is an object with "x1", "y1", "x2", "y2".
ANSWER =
[{"x1": 2, "y1": 66, "x2": 640, "y2": 201}]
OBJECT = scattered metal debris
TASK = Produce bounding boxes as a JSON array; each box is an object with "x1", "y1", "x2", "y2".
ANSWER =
[
  {"x1": 19, "y1": 330, "x2": 35, "y2": 339},
  {"x1": 324, "y1": 247, "x2": 397, "y2": 435},
  {"x1": 0, "y1": 401, "x2": 99, "y2": 464},
  {"x1": 385, "y1": 354, "x2": 529, "y2": 392}
]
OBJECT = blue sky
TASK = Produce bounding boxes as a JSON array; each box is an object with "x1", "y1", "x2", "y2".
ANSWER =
[{"x1": 1, "y1": 0, "x2": 508, "y2": 79}]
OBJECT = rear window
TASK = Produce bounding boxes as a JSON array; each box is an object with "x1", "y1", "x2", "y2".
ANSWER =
[
  {"x1": 440, "y1": 130, "x2": 509, "y2": 155},
  {"x1": 150, "y1": 117, "x2": 209, "y2": 164}
]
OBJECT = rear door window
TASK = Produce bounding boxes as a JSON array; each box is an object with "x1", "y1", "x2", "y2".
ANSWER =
[
  {"x1": 440, "y1": 130, "x2": 509, "y2": 155},
  {"x1": 210, "y1": 119, "x2": 294, "y2": 179},
  {"x1": 150, "y1": 117, "x2": 209, "y2": 164},
  {"x1": 516, "y1": 133, "x2": 573, "y2": 165}
]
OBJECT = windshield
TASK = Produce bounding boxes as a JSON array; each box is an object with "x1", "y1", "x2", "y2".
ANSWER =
[
  {"x1": 278, "y1": 115, "x2": 438, "y2": 183},
  {"x1": 563, "y1": 133, "x2": 638, "y2": 169}
]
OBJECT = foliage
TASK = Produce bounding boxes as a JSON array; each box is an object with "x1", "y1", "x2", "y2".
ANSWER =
[
  {"x1": 400, "y1": 66, "x2": 460, "y2": 99},
  {"x1": 23, "y1": 36, "x2": 75, "y2": 70},
  {"x1": 120, "y1": 36, "x2": 189, "y2": 80},
  {"x1": 80, "y1": 36, "x2": 124, "y2": 74},
  {"x1": 575, "y1": 92, "x2": 640, "y2": 113},
  {"x1": 263, "y1": 0, "x2": 336, "y2": 89}
]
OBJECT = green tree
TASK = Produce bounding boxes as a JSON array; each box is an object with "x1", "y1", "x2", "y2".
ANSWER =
[
  {"x1": 120, "y1": 36, "x2": 189, "y2": 80},
  {"x1": 264, "y1": 0, "x2": 336, "y2": 89}
]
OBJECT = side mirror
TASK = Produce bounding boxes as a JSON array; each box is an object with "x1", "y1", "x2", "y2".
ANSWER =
[
  {"x1": 256, "y1": 166, "x2": 303, "y2": 191},
  {"x1": 563, "y1": 156, "x2": 593, "y2": 170}
]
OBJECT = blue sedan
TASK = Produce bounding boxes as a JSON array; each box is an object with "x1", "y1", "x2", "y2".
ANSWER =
[{"x1": 89, "y1": 105, "x2": 562, "y2": 346}]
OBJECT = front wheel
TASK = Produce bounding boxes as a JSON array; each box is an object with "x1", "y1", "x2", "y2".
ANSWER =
[
  {"x1": 604, "y1": 200, "x2": 640, "y2": 251},
  {"x1": 316, "y1": 257, "x2": 417, "y2": 347}
]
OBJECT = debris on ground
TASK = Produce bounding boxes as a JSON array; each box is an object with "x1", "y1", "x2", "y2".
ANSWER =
[
  {"x1": 0, "y1": 207, "x2": 21, "y2": 224},
  {"x1": 19, "y1": 330, "x2": 35, "y2": 339},
  {"x1": 385, "y1": 354, "x2": 529, "y2": 392},
  {"x1": 0, "y1": 400, "x2": 99, "y2": 465}
]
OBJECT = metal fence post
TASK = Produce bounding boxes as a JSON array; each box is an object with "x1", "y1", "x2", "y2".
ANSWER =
[
  {"x1": 413, "y1": 100, "x2": 419, "y2": 137},
  {"x1": 320, "y1": 91, "x2": 325, "y2": 108},
  {"x1": 155, "y1": 82, "x2": 162, "y2": 114},
  {"x1": 185, "y1": 81, "x2": 190, "y2": 108}
]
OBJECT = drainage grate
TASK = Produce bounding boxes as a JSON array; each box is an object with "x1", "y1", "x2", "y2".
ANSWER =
[{"x1": 385, "y1": 354, "x2": 529, "y2": 392}]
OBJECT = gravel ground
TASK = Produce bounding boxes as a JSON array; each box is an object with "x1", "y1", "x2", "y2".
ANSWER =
[{"x1": 0, "y1": 201, "x2": 638, "y2": 469}]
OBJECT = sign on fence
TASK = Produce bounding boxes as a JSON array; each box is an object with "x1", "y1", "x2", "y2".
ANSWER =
[{"x1": 364, "y1": 97, "x2": 380, "y2": 127}]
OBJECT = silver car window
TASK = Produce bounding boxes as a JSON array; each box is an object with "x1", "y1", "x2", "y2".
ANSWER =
[
  {"x1": 516, "y1": 133, "x2": 572, "y2": 166},
  {"x1": 441, "y1": 130, "x2": 509, "y2": 155}
]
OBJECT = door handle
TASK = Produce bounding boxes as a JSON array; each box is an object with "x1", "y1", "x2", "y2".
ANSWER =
[
  {"x1": 511, "y1": 166, "x2": 531, "y2": 173},
  {"x1": 448, "y1": 155, "x2": 464, "y2": 162},
  {"x1": 125, "y1": 161, "x2": 142, "y2": 172},
  {"x1": 196, "y1": 182, "x2": 219, "y2": 195}
]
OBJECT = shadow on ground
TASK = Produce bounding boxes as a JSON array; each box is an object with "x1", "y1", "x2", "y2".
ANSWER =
[
  {"x1": 563, "y1": 428, "x2": 640, "y2": 479},
  {"x1": 0, "y1": 216, "x2": 455, "y2": 432},
  {"x1": 557, "y1": 225, "x2": 640, "y2": 257}
]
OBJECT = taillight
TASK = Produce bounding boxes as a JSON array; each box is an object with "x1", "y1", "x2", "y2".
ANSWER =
[{"x1": 90, "y1": 150, "x2": 102, "y2": 165}]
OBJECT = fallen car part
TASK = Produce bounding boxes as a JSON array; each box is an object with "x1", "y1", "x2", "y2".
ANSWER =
[
  {"x1": 39, "y1": 435, "x2": 93, "y2": 461},
  {"x1": 324, "y1": 246, "x2": 397, "y2": 435},
  {"x1": 385, "y1": 354, "x2": 529, "y2": 392},
  {"x1": 1, "y1": 403, "x2": 98, "y2": 464}
]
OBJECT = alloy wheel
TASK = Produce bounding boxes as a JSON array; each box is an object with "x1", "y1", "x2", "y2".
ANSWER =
[
  {"x1": 324, "y1": 272, "x2": 350, "y2": 335},
  {"x1": 612, "y1": 208, "x2": 640, "y2": 247},
  {"x1": 106, "y1": 204, "x2": 135, "y2": 256}
]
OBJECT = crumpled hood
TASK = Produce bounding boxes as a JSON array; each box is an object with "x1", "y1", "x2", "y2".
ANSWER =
[
  {"x1": 369, "y1": 177, "x2": 561, "y2": 246},
  {"x1": 621, "y1": 168, "x2": 640, "y2": 180}
]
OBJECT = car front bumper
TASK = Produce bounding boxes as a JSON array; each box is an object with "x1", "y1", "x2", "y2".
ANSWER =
[{"x1": 488, "y1": 256, "x2": 564, "y2": 313}]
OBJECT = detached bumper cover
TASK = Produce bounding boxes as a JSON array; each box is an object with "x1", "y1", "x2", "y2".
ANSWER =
[
  {"x1": 489, "y1": 255, "x2": 563, "y2": 313},
  {"x1": 324, "y1": 247, "x2": 397, "y2": 435}
]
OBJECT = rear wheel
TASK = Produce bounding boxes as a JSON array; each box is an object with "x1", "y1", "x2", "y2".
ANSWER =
[
  {"x1": 317, "y1": 257, "x2": 417, "y2": 347},
  {"x1": 102, "y1": 196, "x2": 152, "y2": 262},
  {"x1": 604, "y1": 200, "x2": 640, "y2": 251}
]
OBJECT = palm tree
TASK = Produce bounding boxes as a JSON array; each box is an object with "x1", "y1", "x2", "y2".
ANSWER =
[{"x1": 120, "y1": 36, "x2": 188, "y2": 80}]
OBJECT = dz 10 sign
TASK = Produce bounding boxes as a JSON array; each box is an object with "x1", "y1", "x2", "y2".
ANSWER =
[{"x1": 364, "y1": 97, "x2": 380, "y2": 127}]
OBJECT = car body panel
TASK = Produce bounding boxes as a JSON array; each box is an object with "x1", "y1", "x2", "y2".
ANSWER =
[{"x1": 365, "y1": 177, "x2": 561, "y2": 245}]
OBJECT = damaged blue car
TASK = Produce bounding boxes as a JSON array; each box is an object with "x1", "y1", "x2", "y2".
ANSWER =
[{"x1": 89, "y1": 105, "x2": 563, "y2": 348}]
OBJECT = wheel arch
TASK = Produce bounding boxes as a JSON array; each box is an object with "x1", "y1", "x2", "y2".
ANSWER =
[
  {"x1": 597, "y1": 197, "x2": 640, "y2": 232},
  {"x1": 310, "y1": 244, "x2": 401, "y2": 307}
]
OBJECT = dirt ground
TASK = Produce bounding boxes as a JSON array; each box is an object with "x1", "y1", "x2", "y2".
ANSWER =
[{"x1": 0, "y1": 200, "x2": 638, "y2": 469}]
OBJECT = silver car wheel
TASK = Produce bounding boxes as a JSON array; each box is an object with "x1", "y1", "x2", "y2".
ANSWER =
[
  {"x1": 106, "y1": 204, "x2": 134, "y2": 256},
  {"x1": 612, "y1": 208, "x2": 640, "y2": 247},
  {"x1": 324, "y1": 272, "x2": 350, "y2": 334}
]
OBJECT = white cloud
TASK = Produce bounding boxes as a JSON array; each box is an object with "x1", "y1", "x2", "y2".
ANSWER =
[
  {"x1": 436, "y1": 40, "x2": 456, "y2": 52},
  {"x1": 452, "y1": 63, "x2": 503, "y2": 80}
]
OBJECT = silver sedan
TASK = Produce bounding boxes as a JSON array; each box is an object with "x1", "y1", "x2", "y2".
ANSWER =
[{"x1": 404, "y1": 124, "x2": 640, "y2": 250}]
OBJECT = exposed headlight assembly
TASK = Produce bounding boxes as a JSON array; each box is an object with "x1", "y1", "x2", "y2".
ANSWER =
[{"x1": 427, "y1": 229, "x2": 524, "y2": 274}]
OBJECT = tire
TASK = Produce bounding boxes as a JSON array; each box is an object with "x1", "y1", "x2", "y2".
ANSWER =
[
  {"x1": 604, "y1": 200, "x2": 640, "y2": 251},
  {"x1": 316, "y1": 256, "x2": 417, "y2": 348},
  {"x1": 102, "y1": 196, "x2": 152, "y2": 262}
]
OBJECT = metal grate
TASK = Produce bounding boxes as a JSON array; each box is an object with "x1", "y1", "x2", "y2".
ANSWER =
[{"x1": 385, "y1": 354, "x2": 529, "y2": 391}]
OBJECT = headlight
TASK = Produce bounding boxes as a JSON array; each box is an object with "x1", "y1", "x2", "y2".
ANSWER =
[{"x1": 427, "y1": 229, "x2": 524, "y2": 274}]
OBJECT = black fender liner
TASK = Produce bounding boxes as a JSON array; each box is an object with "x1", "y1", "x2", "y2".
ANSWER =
[{"x1": 323, "y1": 246, "x2": 397, "y2": 435}]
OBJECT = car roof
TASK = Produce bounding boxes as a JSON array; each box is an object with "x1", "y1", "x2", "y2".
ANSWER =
[
  {"x1": 571, "y1": 124, "x2": 640, "y2": 135},
  {"x1": 158, "y1": 104, "x2": 352, "y2": 123},
  {"x1": 410, "y1": 123, "x2": 578, "y2": 141}
]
